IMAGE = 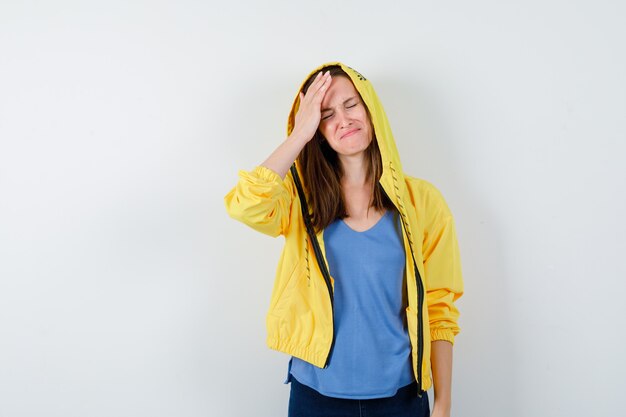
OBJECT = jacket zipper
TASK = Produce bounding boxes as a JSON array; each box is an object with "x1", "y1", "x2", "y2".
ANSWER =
[
  {"x1": 311, "y1": 237, "x2": 335, "y2": 368},
  {"x1": 397, "y1": 212, "x2": 425, "y2": 394},
  {"x1": 289, "y1": 165, "x2": 336, "y2": 368},
  {"x1": 382, "y1": 185, "x2": 425, "y2": 395}
]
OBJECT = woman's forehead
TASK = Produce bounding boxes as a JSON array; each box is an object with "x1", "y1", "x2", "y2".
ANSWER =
[{"x1": 321, "y1": 77, "x2": 358, "y2": 107}]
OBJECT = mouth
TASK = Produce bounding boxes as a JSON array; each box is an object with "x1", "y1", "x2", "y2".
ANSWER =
[{"x1": 340, "y1": 128, "x2": 359, "y2": 139}]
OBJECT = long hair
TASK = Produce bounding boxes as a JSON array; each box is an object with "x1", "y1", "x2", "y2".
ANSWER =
[{"x1": 297, "y1": 66, "x2": 395, "y2": 232}]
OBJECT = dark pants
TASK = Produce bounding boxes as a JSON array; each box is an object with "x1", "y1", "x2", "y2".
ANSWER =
[{"x1": 288, "y1": 377, "x2": 430, "y2": 417}]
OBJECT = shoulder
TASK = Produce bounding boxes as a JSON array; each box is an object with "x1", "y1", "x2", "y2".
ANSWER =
[
  {"x1": 404, "y1": 175, "x2": 449, "y2": 204},
  {"x1": 404, "y1": 174, "x2": 452, "y2": 221},
  {"x1": 404, "y1": 175, "x2": 439, "y2": 194}
]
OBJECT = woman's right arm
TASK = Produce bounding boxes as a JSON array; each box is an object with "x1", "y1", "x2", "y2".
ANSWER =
[
  {"x1": 260, "y1": 70, "x2": 332, "y2": 179},
  {"x1": 224, "y1": 71, "x2": 332, "y2": 236}
]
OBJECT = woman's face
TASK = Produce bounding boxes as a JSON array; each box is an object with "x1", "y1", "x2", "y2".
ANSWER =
[{"x1": 318, "y1": 76, "x2": 373, "y2": 159}]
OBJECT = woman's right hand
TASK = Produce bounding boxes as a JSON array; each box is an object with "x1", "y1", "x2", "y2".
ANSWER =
[
  {"x1": 259, "y1": 70, "x2": 332, "y2": 179},
  {"x1": 290, "y1": 70, "x2": 332, "y2": 143}
]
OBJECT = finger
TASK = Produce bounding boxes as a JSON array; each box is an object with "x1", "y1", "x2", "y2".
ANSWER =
[
  {"x1": 316, "y1": 71, "x2": 331, "y2": 89},
  {"x1": 300, "y1": 71, "x2": 331, "y2": 106},
  {"x1": 306, "y1": 71, "x2": 330, "y2": 97},
  {"x1": 311, "y1": 73, "x2": 331, "y2": 100},
  {"x1": 303, "y1": 72, "x2": 324, "y2": 96}
]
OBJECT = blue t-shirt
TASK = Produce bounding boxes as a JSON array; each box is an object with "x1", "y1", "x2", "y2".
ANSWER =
[{"x1": 288, "y1": 210, "x2": 414, "y2": 399}]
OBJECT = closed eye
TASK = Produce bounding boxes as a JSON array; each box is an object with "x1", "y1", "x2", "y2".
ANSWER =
[{"x1": 321, "y1": 96, "x2": 359, "y2": 116}]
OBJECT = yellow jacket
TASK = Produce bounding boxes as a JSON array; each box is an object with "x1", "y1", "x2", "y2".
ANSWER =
[{"x1": 224, "y1": 62, "x2": 463, "y2": 392}]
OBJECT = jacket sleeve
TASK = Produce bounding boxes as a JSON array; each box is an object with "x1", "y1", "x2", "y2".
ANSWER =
[
  {"x1": 224, "y1": 165, "x2": 294, "y2": 237},
  {"x1": 421, "y1": 183, "x2": 464, "y2": 344}
]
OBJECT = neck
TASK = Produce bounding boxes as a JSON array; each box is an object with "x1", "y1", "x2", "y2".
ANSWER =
[{"x1": 339, "y1": 154, "x2": 369, "y2": 187}]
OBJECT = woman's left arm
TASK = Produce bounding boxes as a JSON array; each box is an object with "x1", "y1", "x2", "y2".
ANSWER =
[
  {"x1": 419, "y1": 181, "x2": 464, "y2": 416},
  {"x1": 430, "y1": 340, "x2": 453, "y2": 417}
]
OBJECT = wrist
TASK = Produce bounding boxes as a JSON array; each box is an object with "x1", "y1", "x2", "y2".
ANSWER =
[
  {"x1": 433, "y1": 399, "x2": 451, "y2": 413},
  {"x1": 287, "y1": 130, "x2": 311, "y2": 145}
]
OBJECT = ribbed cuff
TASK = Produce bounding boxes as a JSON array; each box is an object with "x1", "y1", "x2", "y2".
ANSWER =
[
  {"x1": 237, "y1": 165, "x2": 284, "y2": 184},
  {"x1": 250, "y1": 165, "x2": 283, "y2": 182},
  {"x1": 430, "y1": 328, "x2": 456, "y2": 345}
]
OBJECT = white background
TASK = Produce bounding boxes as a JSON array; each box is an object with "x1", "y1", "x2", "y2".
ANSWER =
[{"x1": 1, "y1": 1, "x2": 625, "y2": 416}]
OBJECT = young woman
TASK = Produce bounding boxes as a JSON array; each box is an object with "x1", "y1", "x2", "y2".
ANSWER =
[{"x1": 225, "y1": 62, "x2": 464, "y2": 417}]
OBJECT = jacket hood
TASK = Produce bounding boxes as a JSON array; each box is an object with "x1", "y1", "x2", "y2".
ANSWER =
[{"x1": 286, "y1": 62, "x2": 408, "y2": 201}]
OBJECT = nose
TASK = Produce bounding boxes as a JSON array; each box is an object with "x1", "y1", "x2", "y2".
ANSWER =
[{"x1": 336, "y1": 109, "x2": 352, "y2": 128}]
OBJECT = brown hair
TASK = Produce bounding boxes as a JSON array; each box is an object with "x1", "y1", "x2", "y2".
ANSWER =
[{"x1": 297, "y1": 66, "x2": 395, "y2": 232}]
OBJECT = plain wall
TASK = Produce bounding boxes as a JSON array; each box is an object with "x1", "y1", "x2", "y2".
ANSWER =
[{"x1": 1, "y1": 1, "x2": 625, "y2": 416}]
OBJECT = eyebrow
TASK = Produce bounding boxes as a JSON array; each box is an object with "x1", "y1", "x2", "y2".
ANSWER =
[{"x1": 321, "y1": 96, "x2": 358, "y2": 113}]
